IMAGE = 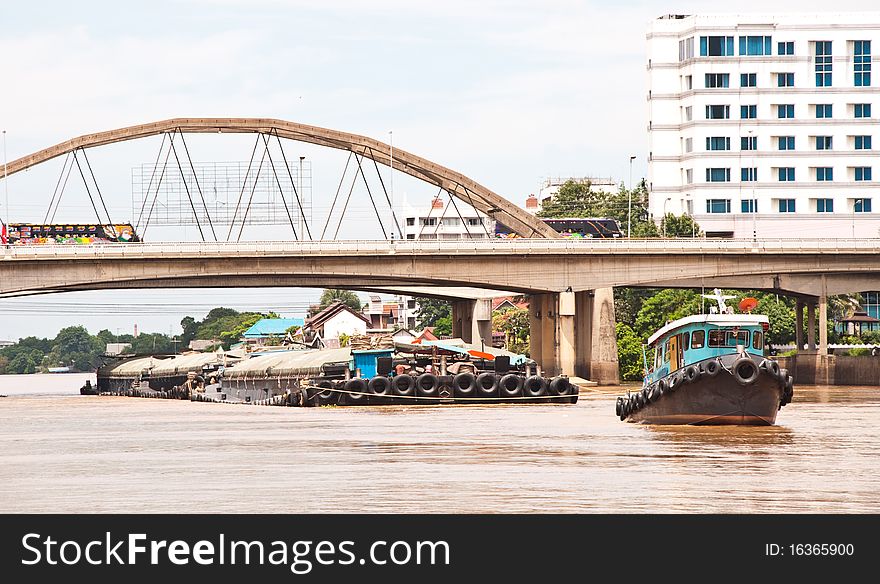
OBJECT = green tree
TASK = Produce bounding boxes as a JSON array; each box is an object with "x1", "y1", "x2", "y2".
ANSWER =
[
  {"x1": 433, "y1": 315, "x2": 452, "y2": 337},
  {"x1": 492, "y1": 307, "x2": 530, "y2": 354},
  {"x1": 180, "y1": 316, "x2": 198, "y2": 345},
  {"x1": 44, "y1": 326, "x2": 103, "y2": 372},
  {"x1": 537, "y1": 180, "x2": 608, "y2": 218},
  {"x1": 660, "y1": 213, "x2": 702, "y2": 237},
  {"x1": 314, "y1": 289, "x2": 362, "y2": 315},
  {"x1": 616, "y1": 322, "x2": 647, "y2": 381},
  {"x1": 8, "y1": 352, "x2": 40, "y2": 374},
  {"x1": 753, "y1": 294, "x2": 796, "y2": 346},
  {"x1": 129, "y1": 333, "x2": 175, "y2": 354},
  {"x1": 415, "y1": 297, "x2": 451, "y2": 329},
  {"x1": 633, "y1": 289, "x2": 703, "y2": 341}
]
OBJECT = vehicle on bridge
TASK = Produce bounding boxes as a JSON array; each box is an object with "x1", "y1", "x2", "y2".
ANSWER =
[
  {"x1": 495, "y1": 217, "x2": 622, "y2": 239},
  {"x1": 616, "y1": 290, "x2": 794, "y2": 425},
  {"x1": 6, "y1": 223, "x2": 140, "y2": 245}
]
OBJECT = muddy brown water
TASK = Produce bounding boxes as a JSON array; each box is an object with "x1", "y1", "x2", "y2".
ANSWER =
[{"x1": 1, "y1": 374, "x2": 878, "y2": 513}]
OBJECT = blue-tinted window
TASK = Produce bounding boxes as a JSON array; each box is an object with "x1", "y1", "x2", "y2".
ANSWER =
[
  {"x1": 778, "y1": 41, "x2": 794, "y2": 55},
  {"x1": 706, "y1": 199, "x2": 731, "y2": 213},
  {"x1": 705, "y1": 73, "x2": 729, "y2": 88},
  {"x1": 855, "y1": 198, "x2": 872, "y2": 213},
  {"x1": 855, "y1": 135, "x2": 872, "y2": 150},
  {"x1": 741, "y1": 168, "x2": 757, "y2": 182},
  {"x1": 855, "y1": 167, "x2": 872, "y2": 181},
  {"x1": 815, "y1": 41, "x2": 832, "y2": 87},
  {"x1": 741, "y1": 199, "x2": 757, "y2": 213},
  {"x1": 739, "y1": 35, "x2": 772, "y2": 56},
  {"x1": 816, "y1": 136, "x2": 833, "y2": 150},
  {"x1": 816, "y1": 104, "x2": 832, "y2": 118},
  {"x1": 855, "y1": 40, "x2": 871, "y2": 87},
  {"x1": 778, "y1": 167, "x2": 795, "y2": 181},
  {"x1": 741, "y1": 105, "x2": 757, "y2": 119},
  {"x1": 817, "y1": 167, "x2": 833, "y2": 181},
  {"x1": 778, "y1": 104, "x2": 795, "y2": 118},
  {"x1": 706, "y1": 105, "x2": 730, "y2": 119},
  {"x1": 778, "y1": 199, "x2": 796, "y2": 212},
  {"x1": 778, "y1": 136, "x2": 795, "y2": 150},
  {"x1": 740, "y1": 73, "x2": 756, "y2": 87},
  {"x1": 741, "y1": 136, "x2": 757, "y2": 150},
  {"x1": 777, "y1": 72, "x2": 794, "y2": 87},
  {"x1": 706, "y1": 137, "x2": 730, "y2": 151},
  {"x1": 700, "y1": 36, "x2": 734, "y2": 56},
  {"x1": 817, "y1": 198, "x2": 833, "y2": 212},
  {"x1": 706, "y1": 168, "x2": 731, "y2": 182},
  {"x1": 855, "y1": 103, "x2": 871, "y2": 118}
]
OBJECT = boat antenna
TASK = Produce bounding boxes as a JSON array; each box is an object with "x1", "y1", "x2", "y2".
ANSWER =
[{"x1": 701, "y1": 288, "x2": 736, "y2": 314}]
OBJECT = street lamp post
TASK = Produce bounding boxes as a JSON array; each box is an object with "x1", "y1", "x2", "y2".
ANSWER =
[
  {"x1": 2, "y1": 130, "x2": 8, "y2": 228},
  {"x1": 628, "y1": 155, "x2": 636, "y2": 238},
  {"x1": 662, "y1": 197, "x2": 671, "y2": 237}
]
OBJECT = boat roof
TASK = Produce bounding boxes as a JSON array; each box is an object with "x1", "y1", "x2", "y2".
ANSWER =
[{"x1": 648, "y1": 313, "x2": 769, "y2": 346}]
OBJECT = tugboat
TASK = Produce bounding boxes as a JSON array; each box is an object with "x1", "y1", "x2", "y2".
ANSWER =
[{"x1": 616, "y1": 289, "x2": 793, "y2": 425}]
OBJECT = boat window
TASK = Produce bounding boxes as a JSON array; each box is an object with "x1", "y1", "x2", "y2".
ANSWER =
[
  {"x1": 682, "y1": 332, "x2": 690, "y2": 350},
  {"x1": 708, "y1": 329, "x2": 751, "y2": 347},
  {"x1": 663, "y1": 340, "x2": 670, "y2": 362},
  {"x1": 752, "y1": 330, "x2": 763, "y2": 350},
  {"x1": 691, "y1": 330, "x2": 705, "y2": 349}
]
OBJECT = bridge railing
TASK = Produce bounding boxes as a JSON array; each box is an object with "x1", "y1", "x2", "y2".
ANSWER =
[{"x1": 4, "y1": 237, "x2": 880, "y2": 258}]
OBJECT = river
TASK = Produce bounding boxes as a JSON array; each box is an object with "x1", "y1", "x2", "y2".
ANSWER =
[{"x1": 0, "y1": 373, "x2": 878, "y2": 513}]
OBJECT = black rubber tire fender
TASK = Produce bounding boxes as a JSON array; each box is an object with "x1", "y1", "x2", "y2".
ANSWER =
[
  {"x1": 392, "y1": 374, "x2": 415, "y2": 397},
  {"x1": 342, "y1": 378, "x2": 369, "y2": 404},
  {"x1": 656, "y1": 378, "x2": 668, "y2": 395},
  {"x1": 499, "y1": 374, "x2": 523, "y2": 398},
  {"x1": 761, "y1": 359, "x2": 781, "y2": 379},
  {"x1": 548, "y1": 376, "x2": 572, "y2": 396},
  {"x1": 684, "y1": 365, "x2": 700, "y2": 383},
  {"x1": 733, "y1": 357, "x2": 760, "y2": 385},
  {"x1": 452, "y1": 372, "x2": 477, "y2": 398},
  {"x1": 616, "y1": 396, "x2": 624, "y2": 417},
  {"x1": 703, "y1": 359, "x2": 721, "y2": 377},
  {"x1": 476, "y1": 372, "x2": 498, "y2": 397},
  {"x1": 368, "y1": 376, "x2": 392, "y2": 396},
  {"x1": 523, "y1": 375, "x2": 549, "y2": 398},
  {"x1": 416, "y1": 373, "x2": 439, "y2": 397}
]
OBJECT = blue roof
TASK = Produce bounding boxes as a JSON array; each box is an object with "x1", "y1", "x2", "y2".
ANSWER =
[{"x1": 242, "y1": 318, "x2": 305, "y2": 338}]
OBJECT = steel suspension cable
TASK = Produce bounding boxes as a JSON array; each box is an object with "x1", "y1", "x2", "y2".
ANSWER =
[
  {"x1": 44, "y1": 152, "x2": 72, "y2": 224},
  {"x1": 353, "y1": 150, "x2": 387, "y2": 240},
  {"x1": 168, "y1": 132, "x2": 206, "y2": 241},
  {"x1": 226, "y1": 133, "x2": 263, "y2": 241},
  {"x1": 135, "y1": 133, "x2": 167, "y2": 233},
  {"x1": 259, "y1": 133, "x2": 299, "y2": 240},
  {"x1": 321, "y1": 151, "x2": 353, "y2": 241},
  {"x1": 272, "y1": 129, "x2": 312, "y2": 240},
  {"x1": 177, "y1": 130, "x2": 217, "y2": 241},
  {"x1": 80, "y1": 148, "x2": 113, "y2": 225}
]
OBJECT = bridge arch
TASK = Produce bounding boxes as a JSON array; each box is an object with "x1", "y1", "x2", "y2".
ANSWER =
[{"x1": 2, "y1": 118, "x2": 558, "y2": 239}]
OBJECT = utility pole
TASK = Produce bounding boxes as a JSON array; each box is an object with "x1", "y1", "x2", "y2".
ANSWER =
[{"x1": 2, "y1": 130, "x2": 8, "y2": 228}]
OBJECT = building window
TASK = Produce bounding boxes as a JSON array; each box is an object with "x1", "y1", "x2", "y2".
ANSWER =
[
  {"x1": 406, "y1": 234, "x2": 415, "y2": 239},
  {"x1": 739, "y1": 35, "x2": 772, "y2": 56},
  {"x1": 405, "y1": 218, "x2": 415, "y2": 226},
  {"x1": 706, "y1": 168, "x2": 731, "y2": 182},
  {"x1": 855, "y1": 103, "x2": 872, "y2": 118},
  {"x1": 778, "y1": 167, "x2": 795, "y2": 182},
  {"x1": 705, "y1": 73, "x2": 729, "y2": 88},
  {"x1": 778, "y1": 136, "x2": 795, "y2": 150},
  {"x1": 685, "y1": 137, "x2": 693, "y2": 152},
  {"x1": 855, "y1": 167, "x2": 872, "y2": 181},
  {"x1": 740, "y1": 73, "x2": 756, "y2": 87},
  {"x1": 816, "y1": 167, "x2": 834, "y2": 181},
  {"x1": 816, "y1": 104, "x2": 832, "y2": 118},
  {"x1": 778, "y1": 41, "x2": 794, "y2": 55},
  {"x1": 467, "y1": 218, "x2": 483, "y2": 226},
  {"x1": 854, "y1": 40, "x2": 871, "y2": 86},
  {"x1": 741, "y1": 168, "x2": 757, "y2": 182},
  {"x1": 855, "y1": 135, "x2": 872, "y2": 150},
  {"x1": 420, "y1": 218, "x2": 437, "y2": 226},
  {"x1": 685, "y1": 169, "x2": 693, "y2": 184},
  {"x1": 741, "y1": 136, "x2": 757, "y2": 150},
  {"x1": 816, "y1": 198, "x2": 834, "y2": 213},
  {"x1": 778, "y1": 199, "x2": 796, "y2": 213},
  {"x1": 777, "y1": 72, "x2": 795, "y2": 87},
  {"x1": 685, "y1": 75, "x2": 693, "y2": 90},
  {"x1": 741, "y1": 199, "x2": 758, "y2": 213},
  {"x1": 706, "y1": 105, "x2": 730, "y2": 119},
  {"x1": 684, "y1": 106, "x2": 692, "y2": 121},
  {"x1": 855, "y1": 198, "x2": 872, "y2": 213},
  {"x1": 700, "y1": 36, "x2": 734, "y2": 57},
  {"x1": 816, "y1": 136, "x2": 833, "y2": 150},
  {"x1": 706, "y1": 199, "x2": 731, "y2": 213},
  {"x1": 706, "y1": 137, "x2": 730, "y2": 151},
  {"x1": 741, "y1": 105, "x2": 757, "y2": 119},
  {"x1": 679, "y1": 37, "x2": 695, "y2": 61},
  {"x1": 777, "y1": 104, "x2": 795, "y2": 118},
  {"x1": 815, "y1": 41, "x2": 832, "y2": 87}
]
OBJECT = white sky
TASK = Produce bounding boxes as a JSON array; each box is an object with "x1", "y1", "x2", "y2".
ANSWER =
[{"x1": 0, "y1": 0, "x2": 875, "y2": 340}]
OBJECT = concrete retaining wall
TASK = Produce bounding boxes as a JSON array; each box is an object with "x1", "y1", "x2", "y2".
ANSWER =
[{"x1": 777, "y1": 354, "x2": 880, "y2": 386}]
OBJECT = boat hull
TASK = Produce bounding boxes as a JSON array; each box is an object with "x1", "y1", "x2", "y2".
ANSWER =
[{"x1": 623, "y1": 356, "x2": 791, "y2": 426}]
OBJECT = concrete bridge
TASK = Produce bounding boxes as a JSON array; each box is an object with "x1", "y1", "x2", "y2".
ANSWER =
[{"x1": 4, "y1": 238, "x2": 879, "y2": 382}]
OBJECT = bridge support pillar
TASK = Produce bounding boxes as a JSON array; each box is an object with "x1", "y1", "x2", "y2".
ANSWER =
[
  {"x1": 452, "y1": 300, "x2": 473, "y2": 342},
  {"x1": 807, "y1": 303, "x2": 817, "y2": 351},
  {"x1": 558, "y1": 291, "x2": 576, "y2": 379},
  {"x1": 818, "y1": 295, "x2": 828, "y2": 356},
  {"x1": 588, "y1": 287, "x2": 619, "y2": 385},
  {"x1": 471, "y1": 298, "x2": 493, "y2": 349},
  {"x1": 795, "y1": 300, "x2": 805, "y2": 351},
  {"x1": 574, "y1": 291, "x2": 592, "y2": 378},
  {"x1": 528, "y1": 297, "x2": 543, "y2": 367},
  {"x1": 539, "y1": 294, "x2": 559, "y2": 377}
]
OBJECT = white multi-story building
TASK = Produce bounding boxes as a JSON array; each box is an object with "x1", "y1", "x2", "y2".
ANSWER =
[
  {"x1": 400, "y1": 196, "x2": 494, "y2": 240},
  {"x1": 647, "y1": 13, "x2": 879, "y2": 238}
]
